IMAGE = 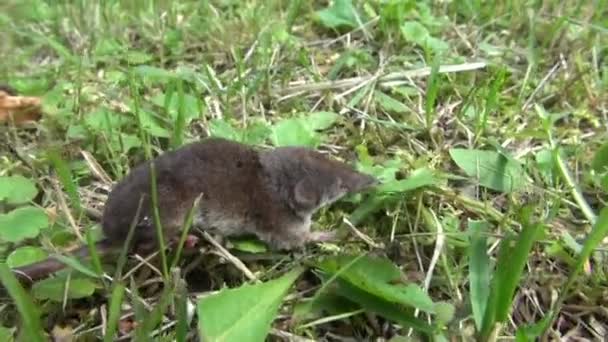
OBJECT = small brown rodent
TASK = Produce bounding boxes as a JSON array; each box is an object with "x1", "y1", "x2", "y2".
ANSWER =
[{"x1": 13, "y1": 137, "x2": 378, "y2": 281}]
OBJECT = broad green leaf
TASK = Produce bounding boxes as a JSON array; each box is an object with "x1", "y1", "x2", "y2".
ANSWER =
[
  {"x1": 515, "y1": 314, "x2": 552, "y2": 342},
  {"x1": 105, "y1": 70, "x2": 126, "y2": 83},
  {"x1": 334, "y1": 279, "x2": 434, "y2": 333},
  {"x1": 375, "y1": 168, "x2": 436, "y2": 193},
  {"x1": 467, "y1": 220, "x2": 491, "y2": 330},
  {"x1": 230, "y1": 239, "x2": 268, "y2": 253},
  {"x1": 209, "y1": 120, "x2": 271, "y2": 145},
  {"x1": 9, "y1": 77, "x2": 51, "y2": 96},
  {"x1": 433, "y1": 302, "x2": 455, "y2": 325},
  {"x1": 270, "y1": 118, "x2": 318, "y2": 147},
  {"x1": 50, "y1": 230, "x2": 78, "y2": 247},
  {"x1": 592, "y1": 142, "x2": 608, "y2": 173},
  {"x1": 304, "y1": 111, "x2": 340, "y2": 131},
  {"x1": 133, "y1": 65, "x2": 192, "y2": 84},
  {"x1": 0, "y1": 326, "x2": 14, "y2": 342},
  {"x1": 0, "y1": 175, "x2": 38, "y2": 205},
  {"x1": 139, "y1": 110, "x2": 171, "y2": 138},
  {"x1": 32, "y1": 277, "x2": 97, "y2": 302},
  {"x1": 110, "y1": 133, "x2": 142, "y2": 153},
  {"x1": 348, "y1": 195, "x2": 387, "y2": 226},
  {"x1": 197, "y1": 268, "x2": 303, "y2": 342},
  {"x1": 318, "y1": 254, "x2": 402, "y2": 283},
  {"x1": 151, "y1": 92, "x2": 200, "y2": 124},
  {"x1": 7, "y1": 247, "x2": 48, "y2": 268},
  {"x1": 241, "y1": 122, "x2": 272, "y2": 145},
  {"x1": 0, "y1": 206, "x2": 48, "y2": 242},
  {"x1": 0, "y1": 263, "x2": 45, "y2": 342},
  {"x1": 328, "y1": 50, "x2": 364, "y2": 79},
  {"x1": 357, "y1": 157, "x2": 402, "y2": 183},
  {"x1": 375, "y1": 91, "x2": 408, "y2": 113},
  {"x1": 560, "y1": 231, "x2": 583, "y2": 254},
  {"x1": 134, "y1": 65, "x2": 176, "y2": 81},
  {"x1": 355, "y1": 144, "x2": 374, "y2": 168},
  {"x1": 293, "y1": 292, "x2": 359, "y2": 321},
  {"x1": 546, "y1": 240, "x2": 576, "y2": 267},
  {"x1": 51, "y1": 254, "x2": 100, "y2": 278},
  {"x1": 449, "y1": 148, "x2": 527, "y2": 193},
  {"x1": 209, "y1": 119, "x2": 239, "y2": 140},
  {"x1": 401, "y1": 21, "x2": 448, "y2": 52},
  {"x1": 270, "y1": 112, "x2": 338, "y2": 147},
  {"x1": 316, "y1": 255, "x2": 436, "y2": 314},
  {"x1": 126, "y1": 51, "x2": 153, "y2": 64},
  {"x1": 350, "y1": 167, "x2": 436, "y2": 224},
  {"x1": 401, "y1": 21, "x2": 431, "y2": 46},
  {"x1": 315, "y1": 0, "x2": 359, "y2": 29},
  {"x1": 84, "y1": 108, "x2": 128, "y2": 132},
  {"x1": 93, "y1": 38, "x2": 123, "y2": 56},
  {"x1": 388, "y1": 337, "x2": 414, "y2": 342},
  {"x1": 66, "y1": 124, "x2": 87, "y2": 140}
]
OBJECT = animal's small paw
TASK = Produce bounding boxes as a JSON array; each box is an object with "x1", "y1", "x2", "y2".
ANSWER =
[
  {"x1": 170, "y1": 234, "x2": 200, "y2": 248},
  {"x1": 309, "y1": 231, "x2": 337, "y2": 243},
  {"x1": 185, "y1": 234, "x2": 200, "y2": 248}
]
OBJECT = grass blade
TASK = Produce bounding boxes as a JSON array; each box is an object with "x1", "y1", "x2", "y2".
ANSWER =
[
  {"x1": 130, "y1": 277, "x2": 147, "y2": 341},
  {"x1": 0, "y1": 263, "x2": 46, "y2": 342},
  {"x1": 142, "y1": 286, "x2": 175, "y2": 336},
  {"x1": 171, "y1": 193, "x2": 203, "y2": 269},
  {"x1": 148, "y1": 162, "x2": 169, "y2": 280},
  {"x1": 114, "y1": 196, "x2": 145, "y2": 281},
  {"x1": 103, "y1": 283, "x2": 125, "y2": 342},
  {"x1": 425, "y1": 53, "x2": 441, "y2": 129},
  {"x1": 541, "y1": 207, "x2": 608, "y2": 338},
  {"x1": 47, "y1": 148, "x2": 83, "y2": 216},
  {"x1": 494, "y1": 222, "x2": 542, "y2": 321},
  {"x1": 171, "y1": 79, "x2": 186, "y2": 148},
  {"x1": 85, "y1": 228, "x2": 104, "y2": 278},
  {"x1": 475, "y1": 67, "x2": 506, "y2": 142},
  {"x1": 481, "y1": 207, "x2": 543, "y2": 339},
  {"x1": 467, "y1": 220, "x2": 491, "y2": 330},
  {"x1": 51, "y1": 254, "x2": 99, "y2": 279},
  {"x1": 174, "y1": 268, "x2": 190, "y2": 342}
]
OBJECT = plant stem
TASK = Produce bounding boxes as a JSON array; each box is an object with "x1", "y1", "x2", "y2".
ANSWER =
[{"x1": 553, "y1": 149, "x2": 597, "y2": 224}]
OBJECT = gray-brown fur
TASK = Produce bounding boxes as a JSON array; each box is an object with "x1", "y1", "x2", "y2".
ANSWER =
[{"x1": 13, "y1": 137, "x2": 378, "y2": 281}]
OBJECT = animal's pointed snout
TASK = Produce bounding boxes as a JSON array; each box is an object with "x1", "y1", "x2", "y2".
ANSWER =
[{"x1": 349, "y1": 172, "x2": 380, "y2": 192}]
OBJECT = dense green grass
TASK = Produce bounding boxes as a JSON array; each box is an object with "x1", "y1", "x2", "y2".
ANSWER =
[{"x1": 0, "y1": 0, "x2": 607, "y2": 340}]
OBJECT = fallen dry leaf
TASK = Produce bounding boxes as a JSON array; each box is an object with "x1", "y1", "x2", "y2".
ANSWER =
[{"x1": 0, "y1": 85, "x2": 43, "y2": 125}]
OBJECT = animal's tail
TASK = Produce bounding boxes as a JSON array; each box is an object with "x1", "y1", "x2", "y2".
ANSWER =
[{"x1": 11, "y1": 239, "x2": 115, "y2": 284}]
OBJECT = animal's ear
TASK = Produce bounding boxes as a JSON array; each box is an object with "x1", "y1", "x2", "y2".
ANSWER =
[{"x1": 293, "y1": 178, "x2": 318, "y2": 210}]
